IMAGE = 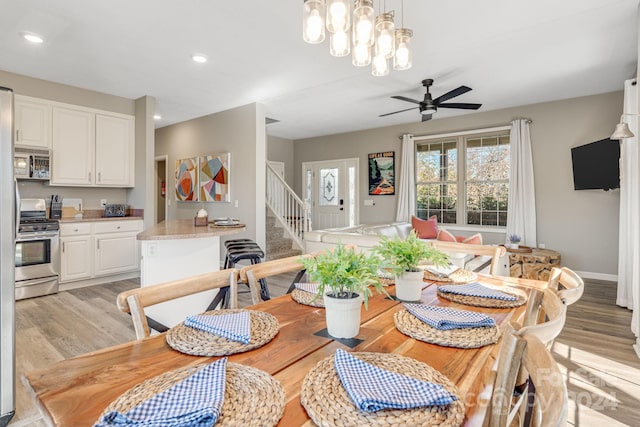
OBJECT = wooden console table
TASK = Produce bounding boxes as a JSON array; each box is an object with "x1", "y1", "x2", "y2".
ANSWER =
[{"x1": 506, "y1": 247, "x2": 561, "y2": 280}]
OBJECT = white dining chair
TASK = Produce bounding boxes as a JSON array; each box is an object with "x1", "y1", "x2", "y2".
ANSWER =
[{"x1": 547, "y1": 266, "x2": 584, "y2": 306}]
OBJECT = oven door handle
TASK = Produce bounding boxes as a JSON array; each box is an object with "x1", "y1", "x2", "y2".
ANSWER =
[
  {"x1": 16, "y1": 233, "x2": 59, "y2": 242},
  {"x1": 15, "y1": 275, "x2": 58, "y2": 288}
]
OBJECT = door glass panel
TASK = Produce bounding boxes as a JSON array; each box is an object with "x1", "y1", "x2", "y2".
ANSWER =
[
  {"x1": 319, "y1": 168, "x2": 339, "y2": 206},
  {"x1": 348, "y1": 166, "x2": 355, "y2": 226}
]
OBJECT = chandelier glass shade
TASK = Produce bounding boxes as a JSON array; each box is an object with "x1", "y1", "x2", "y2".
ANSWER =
[{"x1": 303, "y1": 0, "x2": 413, "y2": 76}]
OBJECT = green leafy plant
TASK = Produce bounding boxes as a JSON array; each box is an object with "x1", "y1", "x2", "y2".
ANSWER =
[
  {"x1": 300, "y1": 244, "x2": 387, "y2": 308},
  {"x1": 372, "y1": 230, "x2": 450, "y2": 276}
]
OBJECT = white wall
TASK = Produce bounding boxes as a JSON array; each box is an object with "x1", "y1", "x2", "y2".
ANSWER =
[
  {"x1": 155, "y1": 103, "x2": 267, "y2": 251},
  {"x1": 293, "y1": 91, "x2": 624, "y2": 276}
]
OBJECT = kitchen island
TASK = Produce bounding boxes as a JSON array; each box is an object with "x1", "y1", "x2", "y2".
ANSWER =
[{"x1": 137, "y1": 219, "x2": 245, "y2": 329}]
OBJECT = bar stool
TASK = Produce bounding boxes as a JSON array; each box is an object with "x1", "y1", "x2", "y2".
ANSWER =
[{"x1": 209, "y1": 240, "x2": 269, "y2": 309}]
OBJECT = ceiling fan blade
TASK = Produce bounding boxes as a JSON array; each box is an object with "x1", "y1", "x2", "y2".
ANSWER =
[
  {"x1": 437, "y1": 102, "x2": 482, "y2": 110},
  {"x1": 391, "y1": 95, "x2": 422, "y2": 105},
  {"x1": 421, "y1": 114, "x2": 433, "y2": 122},
  {"x1": 433, "y1": 85, "x2": 472, "y2": 104},
  {"x1": 379, "y1": 106, "x2": 419, "y2": 117}
]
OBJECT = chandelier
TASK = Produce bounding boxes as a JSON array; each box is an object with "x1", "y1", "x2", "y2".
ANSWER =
[{"x1": 303, "y1": 0, "x2": 413, "y2": 76}]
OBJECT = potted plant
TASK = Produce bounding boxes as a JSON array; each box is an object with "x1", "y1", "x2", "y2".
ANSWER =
[
  {"x1": 300, "y1": 244, "x2": 386, "y2": 338},
  {"x1": 509, "y1": 234, "x2": 521, "y2": 249},
  {"x1": 372, "y1": 231, "x2": 449, "y2": 302}
]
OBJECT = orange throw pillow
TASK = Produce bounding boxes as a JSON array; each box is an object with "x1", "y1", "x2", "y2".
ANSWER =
[
  {"x1": 460, "y1": 233, "x2": 483, "y2": 245},
  {"x1": 411, "y1": 215, "x2": 438, "y2": 239},
  {"x1": 437, "y1": 228, "x2": 457, "y2": 242}
]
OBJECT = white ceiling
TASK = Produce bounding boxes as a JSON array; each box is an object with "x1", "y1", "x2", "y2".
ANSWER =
[{"x1": 0, "y1": 0, "x2": 637, "y2": 140}]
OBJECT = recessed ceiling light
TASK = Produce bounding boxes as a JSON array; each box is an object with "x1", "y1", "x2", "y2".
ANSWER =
[
  {"x1": 153, "y1": 114, "x2": 162, "y2": 120},
  {"x1": 191, "y1": 54, "x2": 208, "y2": 63},
  {"x1": 21, "y1": 32, "x2": 44, "y2": 44}
]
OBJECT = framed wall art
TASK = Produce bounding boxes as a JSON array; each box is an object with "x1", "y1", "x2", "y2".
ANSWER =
[
  {"x1": 199, "y1": 152, "x2": 230, "y2": 202},
  {"x1": 368, "y1": 151, "x2": 395, "y2": 195},
  {"x1": 175, "y1": 157, "x2": 198, "y2": 201}
]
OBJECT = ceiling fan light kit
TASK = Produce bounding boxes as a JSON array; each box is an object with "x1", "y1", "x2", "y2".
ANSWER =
[
  {"x1": 610, "y1": 113, "x2": 639, "y2": 140},
  {"x1": 303, "y1": 0, "x2": 413, "y2": 76}
]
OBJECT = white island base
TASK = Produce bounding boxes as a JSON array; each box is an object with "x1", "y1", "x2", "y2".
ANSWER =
[{"x1": 137, "y1": 220, "x2": 245, "y2": 330}]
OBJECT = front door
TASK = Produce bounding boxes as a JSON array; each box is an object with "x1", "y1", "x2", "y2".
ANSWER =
[{"x1": 303, "y1": 158, "x2": 358, "y2": 230}]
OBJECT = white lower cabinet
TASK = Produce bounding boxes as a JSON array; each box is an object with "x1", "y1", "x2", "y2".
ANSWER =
[
  {"x1": 61, "y1": 235, "x2": 93, "y2": 282},
  {"x1": 60, "y1": 219, "x2": 142, "y2": 284}
]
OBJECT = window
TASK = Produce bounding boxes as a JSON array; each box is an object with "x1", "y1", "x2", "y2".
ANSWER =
[{"x1": 416, "y1": 131, "x2": 510, "y2": 227}]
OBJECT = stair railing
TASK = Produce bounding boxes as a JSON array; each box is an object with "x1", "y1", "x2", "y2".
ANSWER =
[{"x1": 266, "y1": 162, "x2": 311, "y2": 249}]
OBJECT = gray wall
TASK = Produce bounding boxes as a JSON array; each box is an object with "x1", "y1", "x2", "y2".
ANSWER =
[
  {"x1": 129, "y1": 96, "x2": 156, "y2": 229},
  {"x1": 293, "y1": 91, "x2": 624, "y2": 276},
  {"x1": 155, "y1": 103, "x2": 267, "y2": 250},
  {"x1": 267, "y1": 135, "x2": 294, "y2": 186},
  {"x1": 0, "y1": 69, "x2": 152, "y2": 211}
]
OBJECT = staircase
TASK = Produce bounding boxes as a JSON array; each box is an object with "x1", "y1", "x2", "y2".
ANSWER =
[
  {"x1": 266, "y1": 209, "x2": 303, "y2": 261},
  {"x1": 264, "y1": 162, "x2": 310, "y2": 261}
]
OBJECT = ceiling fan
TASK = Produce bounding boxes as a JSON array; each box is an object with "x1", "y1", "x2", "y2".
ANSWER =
[{"x1": 380, "y1": 78, "x2": 482, "y2": 122}]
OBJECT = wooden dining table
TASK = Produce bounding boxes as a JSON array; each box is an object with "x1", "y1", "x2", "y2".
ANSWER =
[{"x1": 24, "y1": 273, "x2": 548, "y2": 427}]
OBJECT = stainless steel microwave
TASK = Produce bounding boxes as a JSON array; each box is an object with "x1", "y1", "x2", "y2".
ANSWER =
[{"x1": 14, "y1": 149, "x2": 50, "y2": 180}]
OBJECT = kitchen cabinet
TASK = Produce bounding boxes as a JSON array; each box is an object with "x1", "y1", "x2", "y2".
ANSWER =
[
  {"x1": 14, "y1": 95, "x2": 51, "y2": 149},
  {"x1": 59, "y1": 219, "x2": 142, "y2": 284},
  {"x1": 60, "y1": 223, "x2": 93, "y2": 283},
  {"x1": 50, "y1": 104, "x2": 135, "y2": 187},
  {"x1": 95, "y1": 114, "x2": 134, "y2": 186},
  {"x1": 94, "y1": 220, "x2": 141, "y2": 276},
  {"x1": 51, "y1": 107, "x2": 94, "y2": 185}
]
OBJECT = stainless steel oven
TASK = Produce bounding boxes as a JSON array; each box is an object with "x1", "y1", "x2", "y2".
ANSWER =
[{"x1": 15, "y1": 199, "x2": 59, "y2": 300}]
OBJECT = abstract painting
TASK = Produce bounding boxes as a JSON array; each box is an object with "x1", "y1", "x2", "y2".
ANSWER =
[
  {"x1": 175, "y1": 157, "x2": 198, "y2": 201},
  {"x1": 199, "y1": 153, "x2": 230, "y2": 202},
  {"x1": 368, "y1": 151, "x2": 395, "y2": 195}
]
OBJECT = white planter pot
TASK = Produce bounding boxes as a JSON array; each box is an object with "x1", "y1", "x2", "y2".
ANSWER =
[
  {"x1": 323, "y1": 293, "x2": 363, "y2": 338},
  {"x1": 395, "y1": 270, "x2": 425, "y2": 302},
  {"x1": 511, "y1": 243, "x2": 519, "y2": 249}
]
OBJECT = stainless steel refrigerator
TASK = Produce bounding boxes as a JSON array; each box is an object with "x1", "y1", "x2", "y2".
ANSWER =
[{"x1": 0, "y1": 87, "x2": 16, "y2": 426}]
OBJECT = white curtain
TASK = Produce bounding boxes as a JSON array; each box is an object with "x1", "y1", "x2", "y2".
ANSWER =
[
  {"x1": 616, "y1": 79, "x2": 640, "y2": 345},
  {"x1": 395, "y1": 134, "x2": 415, "y2": 222},
  {"x1": 506, "y1": 119, "x2": 537, "y2": 247}
]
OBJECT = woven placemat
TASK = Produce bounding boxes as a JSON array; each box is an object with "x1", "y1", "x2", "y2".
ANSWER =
[
  {"x1": 423, "y1": 269, "x2": 478, "y2": 284},
  {"x1": 291, "y1": 289, "x2": 325, "y2": 307},
  {"x1": 166, "y1": 309, "x2": 279, "y2": 356},
  {"x1": 437, "y1": 285, "x2": 527, "y2": 308},
  {"x1": 97, "y1": 362, "x2": 285, "y2": 427},
  {"x1": 301, "y1": 352, "x2": 465, "y2": 427},
  {"x1": 394, "y1": 310, "x2": 500, "y2": 348}
]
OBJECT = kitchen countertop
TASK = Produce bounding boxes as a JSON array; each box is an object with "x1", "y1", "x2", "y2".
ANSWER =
[{"x1": 137, "y1": 219, "x2": 245, "y2": 241}]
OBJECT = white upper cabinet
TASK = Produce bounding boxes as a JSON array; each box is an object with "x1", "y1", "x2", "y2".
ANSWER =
[
  {"x1": 96, "y1": 114, "x2": 134, "y2": 187},
  {"x1": 51, "y1": 107, "x2": 94, "y2": 185},
  {"x1": 47, "y1": 101, "x2": 135, "y2": 187},
  {"x1": 14, "y1": 95, "x2": 51, "y2": 149}
]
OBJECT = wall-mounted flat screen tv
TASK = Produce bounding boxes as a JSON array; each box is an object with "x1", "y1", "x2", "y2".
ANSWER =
[{"x1": 571, "y1": 138, "x2": 620, "y2": 190}]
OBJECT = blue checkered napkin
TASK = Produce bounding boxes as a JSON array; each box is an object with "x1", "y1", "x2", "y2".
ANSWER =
[
  {"x1": 333, "y1": 349, "x2": 456, "y2": 412},
  {"x1": 95, "y1": 357, "x2": 227, "y2": 427},
  {"x1": 438, "y1": 282, "x2": 518, "y2": 301},
  {"x1": 403, "y1": 303, "x2": 496, "y2": 330},
  {"x1": 294, "y1": 283, "x2": 320, "y2": 294},
  {"x1": 184, "y1": 311, "x2": 251, "y2": 344}
]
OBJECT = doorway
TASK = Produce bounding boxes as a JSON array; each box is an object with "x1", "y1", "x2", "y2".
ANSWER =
[
  {"x1": 155, "y1": 155, "x2": 168, "y2": 223},
  {"x1": 302, "y1": 158, "x2": 359, "y2": 230}
]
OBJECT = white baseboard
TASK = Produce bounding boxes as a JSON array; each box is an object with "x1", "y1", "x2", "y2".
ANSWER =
[
  {"x1": 59, "y1": 271, "x2": 140, "y2": 292},
  {"x1": 574, "y1": 270, "x2": 618, "y2": 282}
]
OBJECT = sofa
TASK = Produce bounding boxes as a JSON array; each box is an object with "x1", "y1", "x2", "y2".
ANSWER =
[{"x1": 304, "y1": 222, "x2": 509, "y2": 276}]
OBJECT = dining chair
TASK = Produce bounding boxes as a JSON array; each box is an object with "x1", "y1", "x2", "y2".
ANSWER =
[
  {"x1": 429, "y1": 241, "x2": 507, "y2": 275},
  {"x1": 116, "y1": 268, "x2": 242, "y2": 340},
  {"x1": 240, "y1": 252, "x2": 317, "y2": 302},
  {"x1": 486, "y1": 323, "x2": 568, "y2": 427},
  {"x1": 546, "y1": 266, "x2": 584, "y2": 306},
  {"x1": 519, "y1": 287, "x2": 567, "y2": 347}
]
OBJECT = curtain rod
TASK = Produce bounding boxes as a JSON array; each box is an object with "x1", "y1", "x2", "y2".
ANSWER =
[{"x1": 399, "y1": 119, "x2": 533, "y2": 140}]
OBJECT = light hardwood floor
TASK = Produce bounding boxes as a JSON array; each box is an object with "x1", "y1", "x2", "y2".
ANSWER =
[{"x1": 9, "y1": 276, "x2": 640, "y2": 426}]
